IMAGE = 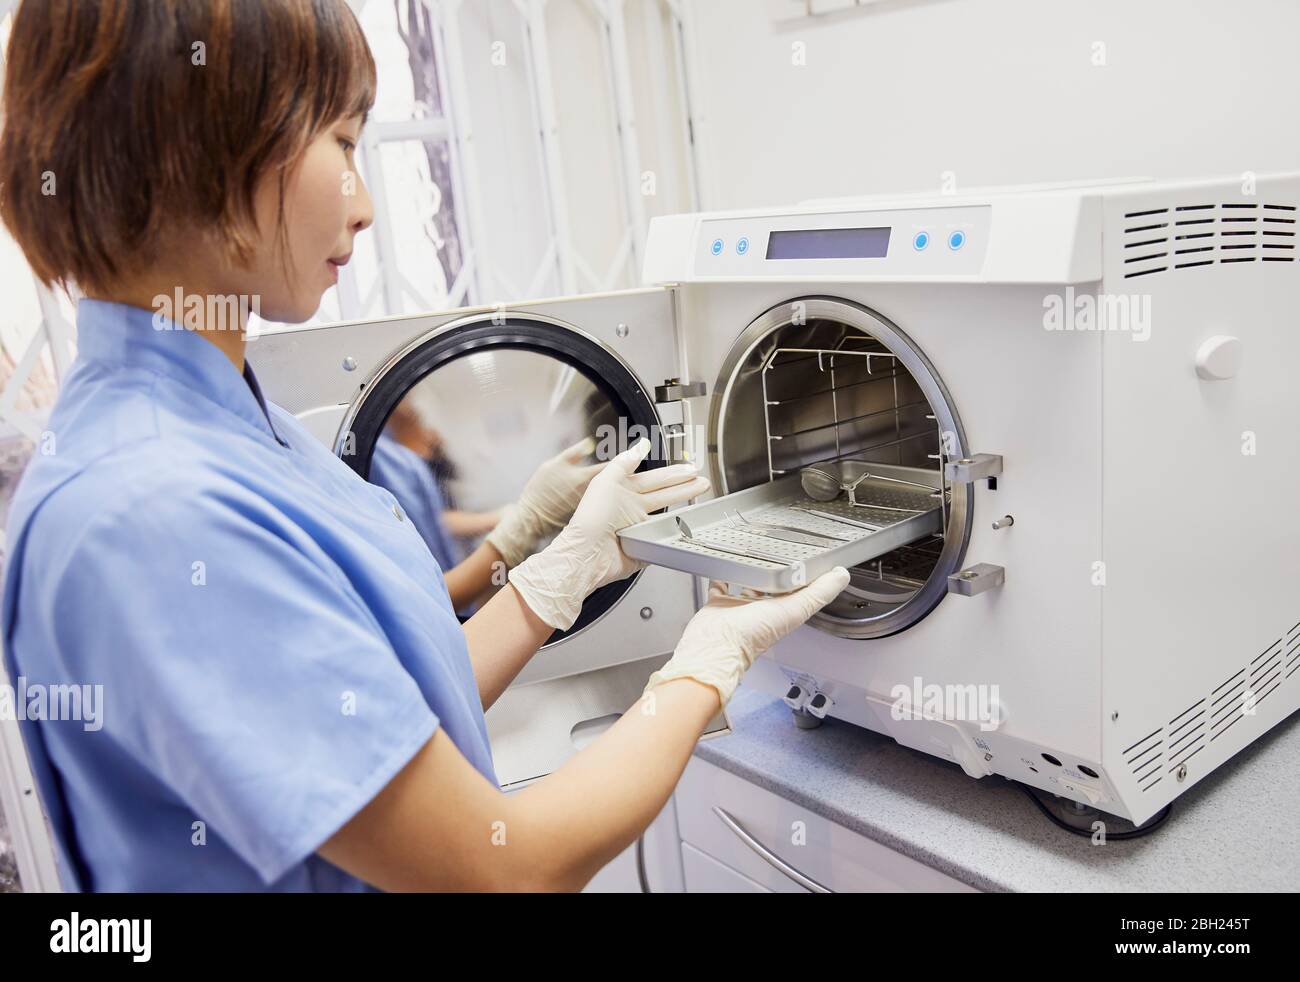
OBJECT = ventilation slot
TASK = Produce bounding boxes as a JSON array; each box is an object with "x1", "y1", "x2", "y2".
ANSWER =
[
  {"x1": 1210, "y1": 665, "x2": 1249, "y2": 742},
  {"x1": 1210, "y1": 637, "x2": 1287, "y2": 742},
  {"x1": 1166, "y1": 699, "x2": 1206, "y2": 772},
  {"x1": 1287, "y1": 621, "x2": 1300, "y2": 680},
  {"x1": 1123, "y1": 726, "x2": 1164, "y2": 792},
  {"x1": 1247, "y1": 638, "x2": 1284, "y2": 710},
  {"x1": 1123, "y1": 202, "x2": 1298, "y2": 278},
  {"x1": 1122, "y1": 207, "x2": 1169, "y2": 278}
]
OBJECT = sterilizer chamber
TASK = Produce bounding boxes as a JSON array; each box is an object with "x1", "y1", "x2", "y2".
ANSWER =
[{"x1": 707, "y1": 297, "x2": 973, "y2": 639}]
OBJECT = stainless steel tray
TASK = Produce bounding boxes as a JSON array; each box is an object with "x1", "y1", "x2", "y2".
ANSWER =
[{"x1": 618, "y1": 463, "x2": 945, "y2": 593}]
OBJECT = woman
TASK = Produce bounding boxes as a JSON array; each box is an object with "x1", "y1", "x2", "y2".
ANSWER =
[
  {"x1": 369, "y1": 398, "x2": 489, "y2": 605},
  {"x1": 0, "y1": 0, "x2": 847, "y2": 892}
]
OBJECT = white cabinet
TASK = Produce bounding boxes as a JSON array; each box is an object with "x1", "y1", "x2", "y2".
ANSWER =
[
  {"x1": 675, "y1": 757, "x2": 977, "y2": 893},
  {"x1": 582, "y1": 797, "x2": 684, "y2": 893},
  {"x1": 681, "y1": 842, "x2": 775, "y2": 893}
]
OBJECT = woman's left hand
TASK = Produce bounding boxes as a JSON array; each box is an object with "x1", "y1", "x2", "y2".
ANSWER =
[
  {"x1": 486, "y1": 436, "x2": 603, "y2": 568},
  {"x1": 507, "y1": 438, "x2": 710, "y2": 630}
]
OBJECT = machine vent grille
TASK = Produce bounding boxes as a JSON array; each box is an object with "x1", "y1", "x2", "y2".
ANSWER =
[
  {"x1": 1208, "y1": 634, "x2": 1291, "y2": 744},
  {"x1": 1248, "y1": 639, "x2": 1285, "y2": 707},
  {"x1": 1122, "y1": 203, "x2": 1297, "y2": 278},
  {"x1": 1123, "y1": 726, "x2": 1164, "y2": 792},
  {"x1": 1123, "y1": 617, "x2": 1300, "y2": 791},
  {"x1": 1166, "y1": 699, "x2": 1206, "y2": 773}
]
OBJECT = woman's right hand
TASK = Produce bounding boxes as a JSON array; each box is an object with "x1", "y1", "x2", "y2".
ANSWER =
[{"x1": 644, "y1": 566, "x2": 850, "y2": 708}]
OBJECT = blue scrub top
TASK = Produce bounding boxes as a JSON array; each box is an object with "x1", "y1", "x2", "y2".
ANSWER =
[
  {"x1": 369, "y1": 432, "x2": 463, "y2": 574},
  {"x1": 1, "y1": 299, "x2": 498, "y2": 892}
]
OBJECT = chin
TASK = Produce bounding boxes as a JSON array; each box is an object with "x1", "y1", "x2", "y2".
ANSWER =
[{"x1": 258, "y1": 295, "x2": 320, "y2": 325}]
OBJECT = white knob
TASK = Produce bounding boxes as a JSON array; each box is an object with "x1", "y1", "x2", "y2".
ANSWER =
[{"x1": 1195, "y1": 335, "x2": 1242, "y2": 380}]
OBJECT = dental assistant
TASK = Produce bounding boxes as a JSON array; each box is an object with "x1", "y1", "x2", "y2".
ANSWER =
[{"x1": 0, "y1": 0, "x2": 848, "y2": 892}]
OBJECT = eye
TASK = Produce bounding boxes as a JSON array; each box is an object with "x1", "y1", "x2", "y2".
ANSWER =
[{"x1": 338, "y1": 137, "x2": 356, "y2": 153}]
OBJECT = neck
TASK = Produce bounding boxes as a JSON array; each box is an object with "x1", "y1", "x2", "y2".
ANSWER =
[{"x1": 89, "y1": 282, "x2": 251, "y2": 374}]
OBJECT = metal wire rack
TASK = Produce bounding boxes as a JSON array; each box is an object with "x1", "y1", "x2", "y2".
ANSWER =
[{"x1": 759, "y1": 335, "x2": 950, "y2": 530}]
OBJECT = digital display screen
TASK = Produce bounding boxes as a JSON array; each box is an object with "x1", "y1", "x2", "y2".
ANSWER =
[{"x1": 766, "y1": 226, "x2": 891, "y2": 260}]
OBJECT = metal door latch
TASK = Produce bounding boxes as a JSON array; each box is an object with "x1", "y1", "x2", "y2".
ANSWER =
[
  {"x1": 654, "y1": 380, "x2": 706, "y2": 466},
  {"x1": 947, "y1": 563, "x2": 1005, "y2": 596},
  {"x1": 944, "y1": 453, "x2": 1003, "y2": 483}
]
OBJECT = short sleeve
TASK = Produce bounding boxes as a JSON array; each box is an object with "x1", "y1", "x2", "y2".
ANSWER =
[{"x1": 44, "y1": 476, "x2": 440, "y2": 885}]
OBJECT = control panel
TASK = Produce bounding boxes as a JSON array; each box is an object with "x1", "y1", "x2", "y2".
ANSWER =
[{"x1": 694, "y1": 204, "x2": 990, "y2": 278}]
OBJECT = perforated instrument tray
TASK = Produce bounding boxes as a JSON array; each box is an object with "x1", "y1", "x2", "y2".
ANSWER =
[{"x1": 617, "y1": 463, "x2": 944, "y2": 594}]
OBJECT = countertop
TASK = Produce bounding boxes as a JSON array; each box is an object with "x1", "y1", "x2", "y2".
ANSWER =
[{"x1": 692, "y1": 685, "x2": 1300, "y2": 892}]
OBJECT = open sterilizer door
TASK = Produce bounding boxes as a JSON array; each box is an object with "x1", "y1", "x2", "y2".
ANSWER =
[{"x1": 251, "y1": 287, "x2": 726, "y2": 788}]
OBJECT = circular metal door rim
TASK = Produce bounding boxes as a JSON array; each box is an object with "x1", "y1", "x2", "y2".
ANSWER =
[
  {"x1": 335, "y1": 309, "x2": 655, "y2": 459},
  {"x1": 708, "y1": 296, "x2": 973, "y2": 640},
  {"x1": 336, "y1": 311, "x2": 662, "y2": 647}
]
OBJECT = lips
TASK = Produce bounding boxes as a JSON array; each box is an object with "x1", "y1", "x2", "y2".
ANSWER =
[{"x1": 326, "y1": 253, "x2": 349, "y2": 284}]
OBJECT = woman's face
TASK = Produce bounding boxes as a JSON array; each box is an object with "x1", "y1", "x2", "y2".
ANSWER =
[{"x1": 233, "y1": 114, "x2": 374, "y2": 323}]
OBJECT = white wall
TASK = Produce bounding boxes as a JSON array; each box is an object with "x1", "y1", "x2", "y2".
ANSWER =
[
  {"x1": 453, "y1": 0, "x2": 694, "y2": 303},
  {"x1": 684, "y1": 0, "x2": 1300, "y2": 210}
]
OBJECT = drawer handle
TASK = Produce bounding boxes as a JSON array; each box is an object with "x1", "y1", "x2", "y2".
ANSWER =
[{"x1": 711, "y1": 806, "x2": 832, "y2": 893}]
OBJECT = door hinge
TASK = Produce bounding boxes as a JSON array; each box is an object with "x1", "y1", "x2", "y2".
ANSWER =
[
  {"x1": 947, "y1": 563, "x2": 1006, "y2": 597},
  {"x1": 654, "y1": 378, "x2": 706, "y2": 402},
  {"x1": 944, "y1": 453, "x2": 1003, "y2": 483}
]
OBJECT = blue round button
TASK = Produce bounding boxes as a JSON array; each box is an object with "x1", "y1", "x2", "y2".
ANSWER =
[
  {"x1": 736, "y1": 236, "x2": 750, "y2": 256},
  {"x1": 710, "y1": 238, "x2": 724, "y2": 256},
  {"x1": 948, "y1": 230, "x2": 966, "y2": 250},
  {"x1": 913, "y1": 231, "x2": 930, "y2": 251}
]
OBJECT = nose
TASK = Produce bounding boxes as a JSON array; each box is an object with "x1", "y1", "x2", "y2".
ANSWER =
[{"x1": 349, "y1": 170, "x2": 375, "y2": 234}]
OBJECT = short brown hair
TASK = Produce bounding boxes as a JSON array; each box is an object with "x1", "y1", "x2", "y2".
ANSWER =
[{"x1": 0, "y1": 0, "x2": 376, "y2": 295}]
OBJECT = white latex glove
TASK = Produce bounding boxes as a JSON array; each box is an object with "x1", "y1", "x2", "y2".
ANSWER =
[
  {"x1": 486, "y1": 436, "x2": 603, "y2": 568},
  {"x1": 643, "y1": 567, "x2": 851, "y2": 707},
  {"x1": 509, "y1": 437, "x2": 710, "y2": 630}
]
